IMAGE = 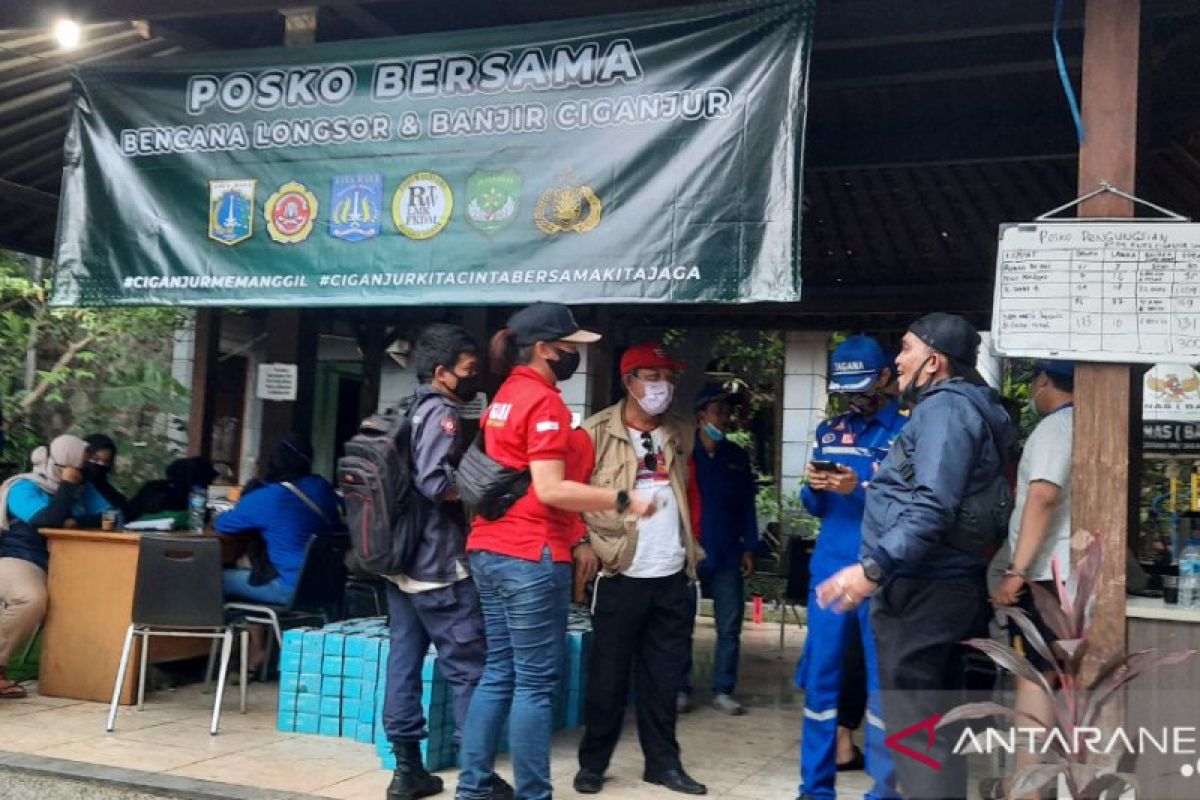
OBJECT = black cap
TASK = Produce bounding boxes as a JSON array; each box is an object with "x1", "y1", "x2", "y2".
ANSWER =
[
  {"x1": 908, "y1": 312, "x2": 986, "y2": 384},
  {"x1": 507, "y1": 302, "x2": 601, "y2": 347},
  {"x1": 908, "y1": 313, "x2": 980, "y2": 363},
  {"x1": 694, "y1": 381, "x2": 746, "y2": 412}
]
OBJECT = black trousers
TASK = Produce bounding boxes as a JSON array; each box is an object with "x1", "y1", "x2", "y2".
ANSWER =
[
  {"x1": 578, "y1": 570, "x2": 693, "y2": 775},
  {"x1": 838, "y1": 609, "x2": 867, "y2": 730},
  {"x1": 870, "y1": 575, "x2": 989, "y2": 800}
]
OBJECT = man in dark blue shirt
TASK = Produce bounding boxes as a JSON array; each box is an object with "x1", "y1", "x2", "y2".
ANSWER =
[{"x1": 679, "y1": 382, "x2": 758, "y2": 717}]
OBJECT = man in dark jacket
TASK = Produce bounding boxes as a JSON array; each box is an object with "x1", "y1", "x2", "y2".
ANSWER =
[
  {"x1": 815, "y1": 313, "x2": 1016, "y2": 800},
  {"x1": 382, "y1": 323, "x2": 510, "y2": 800}
]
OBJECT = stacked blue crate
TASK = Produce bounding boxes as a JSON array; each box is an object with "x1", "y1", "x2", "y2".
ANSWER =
[
  {"x1": 276, "y1": 628, "x2": 305, "y2": 733},
  {"x1": 319, "y1": 631, "x2": 346, "y2": 737},
  {"x1": 564, "y1": 629, "x2": 592, "y2": 729},
  {"x1": 357, "y1": 636, "x2": 383, "y2": 744},
  {"x1": 295, "y1": 629, "x2": 325, "y2": 734}
]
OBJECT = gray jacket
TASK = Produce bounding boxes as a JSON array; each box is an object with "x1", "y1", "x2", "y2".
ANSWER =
[{"x1": 406, "y1": 386, "x2": 469, "y2": 583}]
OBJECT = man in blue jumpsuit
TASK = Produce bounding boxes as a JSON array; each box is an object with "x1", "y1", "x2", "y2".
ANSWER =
[
  {"x1": 383, "y1": 323, "x2": 511, "y2": 800},
  {"x1": 796, "y1": 336, "x2": 906, "y2": 800}
]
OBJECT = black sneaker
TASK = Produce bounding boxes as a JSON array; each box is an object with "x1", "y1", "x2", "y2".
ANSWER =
[{"x1": 573, "y1": 768, "x2": 605, "y2": 794}]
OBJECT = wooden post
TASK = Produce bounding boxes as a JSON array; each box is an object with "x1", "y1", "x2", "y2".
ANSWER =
[
  {"x1": 1073, "y1": 0, "x2": 1140, "y2": 678},
  {"x1": 186, "y1": 310, "x2": 220, "y2": 458}
]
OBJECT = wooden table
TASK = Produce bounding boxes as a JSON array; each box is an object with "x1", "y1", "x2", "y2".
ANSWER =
[{"x1": 39, "y1": 528, "x2": 224, "y2": 704}]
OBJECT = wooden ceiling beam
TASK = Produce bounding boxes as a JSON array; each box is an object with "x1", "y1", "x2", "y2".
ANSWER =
[
  {"x1": 0, "y1": 179, "x2": 58, "y2": 211},
  {"x1": 814, "y1": 58, "x2": 1080, "y2": 92},
  {"x1": 327, "y1": 2, "x2": 398, "y2": 37}
]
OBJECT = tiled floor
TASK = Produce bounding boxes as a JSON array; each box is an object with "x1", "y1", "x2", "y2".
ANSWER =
[{"x1": 0, "y1": 618, "x2": 875, "y2": 799}]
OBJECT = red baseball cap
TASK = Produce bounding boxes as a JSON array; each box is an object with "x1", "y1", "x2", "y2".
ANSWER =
[{"x1": 620, "y1": 342, "x2": 685, "y2": 375}]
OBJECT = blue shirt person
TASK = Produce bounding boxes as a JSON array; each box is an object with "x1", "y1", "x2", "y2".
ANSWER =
[
  {"x1": 679, "y1": 382, "x2": 760, "y2": 716},
  {"x1": 796, "y1": 335, "x2": 906, "y2": 800}
]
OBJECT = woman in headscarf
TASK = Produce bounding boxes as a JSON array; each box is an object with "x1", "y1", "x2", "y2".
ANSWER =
[
  {"x1": 214, "y1": 434, "x2": 340, "y2": 670},
  {"x1": 83, "y1": 434, "x2": 130, "y2": 520},
  {"x1": 0, "y1": 435, "x2": 90, "y2": 698}
]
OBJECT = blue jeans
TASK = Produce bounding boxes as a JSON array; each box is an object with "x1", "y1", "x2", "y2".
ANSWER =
[
  {"x1": 456, "y1": 548, "x2": 570, "y2": 800},
  {"x1": 222, "y1": 568, "x2": 293, "y2": 606},
  {"x1": 680, "y1": 566, "x2": 744, "y2": 696}
]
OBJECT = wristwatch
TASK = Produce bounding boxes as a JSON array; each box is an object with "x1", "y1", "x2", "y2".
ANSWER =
[
  {"x1": 615, "y1": 489, "x2": 631, "y2": 514},
  {"x1": 860, "y1": 556, "x2": 884, "y2": 584}
]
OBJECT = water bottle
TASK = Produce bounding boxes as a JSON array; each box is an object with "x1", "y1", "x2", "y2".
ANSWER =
[
  {"x1": 1178, "y1": 539, "x2": 1200, "y2": 610},
  {"x1": 188, "y1": 486, "x2": 207, "y2": 534}
]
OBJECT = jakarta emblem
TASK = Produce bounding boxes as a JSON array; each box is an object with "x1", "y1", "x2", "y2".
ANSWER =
[{"x1": 208, "y1": 179, "x2": 256, "y2": 245}]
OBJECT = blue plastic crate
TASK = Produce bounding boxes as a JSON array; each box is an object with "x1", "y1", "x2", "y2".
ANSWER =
[
  {"x1": 343, "y1": 677, "x2": 362, "y2": 698},
  {"x1": 279, "y1": 650, "x2": 302, "y2": 675},
  {"x1": 295, "y1": 712, "x2": 319, "y2": 734},
  {"x1": 320, "y1": 696, "x2": 341, "y2": 717},
  {"x1": 342, "y1": 697, "x2": 361, "y2": 721},
  {"x1": 343, "y1": 657, "x2": 364, "y2": 678},
  {"x1": 319, "y1": 716, "x2": 341, "y2": 737},
  {"x1": 323, "y1": 632, "x2": 345, "y2": 655},
  {"x1": 297, "y1": 673, "x2": 322, "y2": 695},
  {"x1": 280, "y1": 672, "x2": 300, "y2": 693},
  {"x1": 323, "y1": 676, "x2": 344, "y2": 697},
  {"x1": 276, "y1": 710, "x2": 296, "y2": 733},
  {"x1": 296, "y1": 694, "x2": 321, "y2": 715},
  {"x1": 300, "y1": 652, "x2": 323, "y2": 674},
  {"x1": 282, "y1": 627, "x2": 306, "y2": 654}
]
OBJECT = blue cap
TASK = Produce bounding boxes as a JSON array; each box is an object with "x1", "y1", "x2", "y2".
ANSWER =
[
  {"x1": 1034, "y1": 359, "x2": 1075, "y2": 378},
  {"x1": 694, "y1": 381, "x2": 746, "y2": 411},
  {"x1": 828, "y1": 335, "x2": 889, "y2": 393}
]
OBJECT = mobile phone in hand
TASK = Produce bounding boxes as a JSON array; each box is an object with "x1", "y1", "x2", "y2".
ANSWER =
[{"x1": 810, "y1": 459, "x2": 841, "y2": 472}]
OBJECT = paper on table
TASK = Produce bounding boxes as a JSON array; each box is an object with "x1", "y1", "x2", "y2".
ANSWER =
[{"x1": 121, "y1": 518, "x2": 175, "y2": 531}]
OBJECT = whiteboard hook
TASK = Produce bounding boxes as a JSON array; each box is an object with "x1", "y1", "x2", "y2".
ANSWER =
[{"x1": 1035, "y1": 181, "x2": 1190, "y2": 222}]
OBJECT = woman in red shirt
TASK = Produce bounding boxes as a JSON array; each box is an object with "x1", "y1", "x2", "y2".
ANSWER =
[{"x1": 456, "y1": 302, "x2": 651, "y2": 800}]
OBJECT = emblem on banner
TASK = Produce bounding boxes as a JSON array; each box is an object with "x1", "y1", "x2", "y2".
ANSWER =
[
  {"x1": 534, "y1": 170, "x2": 602, "y2": 234},
  {"x1": 329, "y1": 174, "x2": 382, "y2": 242},
  {"x1": 392, "y1": 172, "x2": 453, "y2": 240},
  {"x1": 208, "y1": 179, "x2": 256, "y2": 245},
  {"x1": 465, "y1": 170, "x2": 521, "y2": 234},
  {"x1": 264, "y1": 182, "x2": 318, "y2": 244}
]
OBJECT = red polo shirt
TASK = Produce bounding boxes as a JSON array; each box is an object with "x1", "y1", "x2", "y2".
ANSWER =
[{"x1": 467, "y1": 366, "x2": 593, "y2": 563}]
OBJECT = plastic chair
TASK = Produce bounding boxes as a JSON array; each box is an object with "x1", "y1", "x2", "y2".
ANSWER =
[
  {"x1": 222, "y1": 534, "x2": 349, "y2": 678},
  {"x1": 106, "y1": 534, "x2": 247, "y2": 735}
]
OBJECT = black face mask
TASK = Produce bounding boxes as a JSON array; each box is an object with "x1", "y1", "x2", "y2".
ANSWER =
[
  {"x1": 84, "y1": 462, "x2": 111, "y2": 483},
  {"x1": 549, "y1": 347, "x2": 581, "y2": 382},
  {"x1": 449, "y1": 372, "x2": 482, "y2": 405},
  {"x1": 900, "y1": 354, "x2": 935, "y2": 408}
]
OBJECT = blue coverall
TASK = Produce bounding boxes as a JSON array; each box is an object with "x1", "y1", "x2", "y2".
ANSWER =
[{"x1": 796, "y1": 399, "x2": 907, "y2": 800}]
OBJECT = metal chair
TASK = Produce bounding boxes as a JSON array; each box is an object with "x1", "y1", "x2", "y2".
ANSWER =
[
  {"x1": 221, "y1": 533, "x2": 349, "y2": 679},
  {"x1": 106, "y1": 534, "x2": 247, "y2": 735}
]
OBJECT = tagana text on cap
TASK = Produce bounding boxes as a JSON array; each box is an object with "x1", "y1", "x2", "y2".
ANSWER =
[
  {"x1": 620, "y1": 342, "x2": 686, "y2": 376},
  {"x1": 507, "y1": 302, "x2": 601, "y2": 347},
  {"x1": 828, "y1": 335, "x2": 888, "y2": 394}
]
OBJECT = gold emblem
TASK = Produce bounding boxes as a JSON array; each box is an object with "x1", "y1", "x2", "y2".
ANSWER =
[
  {"x1": 264, "y1": 181, "x2": 318, "y2": 244},
  {"x1": 534, "y1": 171, "x2": 602, "y2": 234}
]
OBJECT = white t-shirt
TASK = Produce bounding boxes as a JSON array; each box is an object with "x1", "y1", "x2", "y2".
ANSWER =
[
  {"x1": 1008, "y1": 406, "x2": 1073, "y2": 582},
  {"x1": 623, "y1": 426, "x2": 685, "y2": 579}
]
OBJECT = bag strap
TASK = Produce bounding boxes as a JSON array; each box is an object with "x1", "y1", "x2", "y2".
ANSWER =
[{"x1": 282, "y1": 481, "x2": 331, "y2": 526}]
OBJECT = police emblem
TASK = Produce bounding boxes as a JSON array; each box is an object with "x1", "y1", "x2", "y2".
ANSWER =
[
  {"x1": 465, "y1": 170, "x2": 521, "y2": 234},
  {"x1": 329, "y1": 174, "x2": 382, "y2": 242},
  {"x1": 264, "y1": 182, "x2": 318, "y2": 244},
  {"x1": 534, "y1": 170, "x2": 602, "y2": 234},
  {"x1": 440, "y1": 417, "x2": 458, "y2": 436},
  {"x1": 392, "y1": 172, "x2": 453, "y2": 240},
  {"x1": 208, "y1": 179, "x2": 256, "y2": 245}
]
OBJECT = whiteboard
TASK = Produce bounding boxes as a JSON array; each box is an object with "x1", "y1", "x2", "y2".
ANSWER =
[{"x1": 991, "y1": 222, "x2": 1200, "y2": 364}]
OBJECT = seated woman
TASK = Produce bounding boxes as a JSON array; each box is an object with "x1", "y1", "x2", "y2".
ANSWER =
[
  {"x1": 127, "y1": 456, "x2": 218, "y2": 524},
  {"x1": 0, "y1": 435, "x2": 94, "y2": 698},
  {"x1": 214, "y1": 435, "x2": 340, "y2": 669},
  {"x1": 83, "y1": 434, "x2": 130, "y2": 521}
]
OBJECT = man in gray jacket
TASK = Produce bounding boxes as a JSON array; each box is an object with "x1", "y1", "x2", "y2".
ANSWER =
[
  {"x1": 815, "y1": 313, "x2": 1015, "y2": 800},
  {"x1": 383, "y1": 323, "x2": 510, "y2": 800}
]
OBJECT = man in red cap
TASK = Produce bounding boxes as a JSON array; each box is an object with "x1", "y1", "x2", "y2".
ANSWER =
[{"x1": 572, "y1": 342, "x2": 707, "y2": 796}]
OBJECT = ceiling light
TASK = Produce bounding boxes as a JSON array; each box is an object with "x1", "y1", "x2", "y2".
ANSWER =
[{"x1": 54, "y1": 19, "x2": 83, "y2": 50}]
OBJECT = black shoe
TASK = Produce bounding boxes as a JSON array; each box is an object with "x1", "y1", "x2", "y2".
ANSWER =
[
  {"x1": 835, "y1": 744, "x2": 865, "y2": 772},
  {"x1": 643, "y1": 767, "x2": 707, "y2": 795},
  {"x1": 488, "y1": 773, "x2": 514, "y2": 800},
  {"x1": 387, "y1": 741, "x2": 444, "y2": 800},
  {"x1": 573, "y1": 768, "x2": 605, "y2": 794}
]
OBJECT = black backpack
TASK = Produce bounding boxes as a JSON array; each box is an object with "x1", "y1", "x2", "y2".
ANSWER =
[{"x1": 337, "y1": 394, "x2": 433, "y2": 576}]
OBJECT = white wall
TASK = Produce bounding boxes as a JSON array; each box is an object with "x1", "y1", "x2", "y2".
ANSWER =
[{"x1": 779, "y1": 331, "x2": 831, "y2": 499}]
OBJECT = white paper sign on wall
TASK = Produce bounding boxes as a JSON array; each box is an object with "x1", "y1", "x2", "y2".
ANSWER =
[
  {"x1": 256, "y1": 363, "x2": 298, "y2": 401},
  {"x1": 1143, "y1": 363, "x2": 1200, "y2": 422}
]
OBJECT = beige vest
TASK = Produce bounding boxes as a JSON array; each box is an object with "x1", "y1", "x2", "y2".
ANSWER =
[{"x1": 581, "y1": 398, "x2": 704, "y2": 581}]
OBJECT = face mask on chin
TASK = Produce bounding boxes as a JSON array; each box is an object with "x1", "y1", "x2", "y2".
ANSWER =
[
  {"x1": 702, "y1": 422, "x2": 725, "y2": 442},
  {"x1": 635, "y1": 380, "x2": 675, "y2": 416},
  {"x1": 899, "y1": 354, "x2": 935, "y2": 408},
  {"x1": 1026, "y1": 382, "x2": 1045, "y2": 418}
]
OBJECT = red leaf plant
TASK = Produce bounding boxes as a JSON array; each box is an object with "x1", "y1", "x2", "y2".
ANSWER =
[{"x1": 937, "y1": 531, "x2": 1195, "y2": 799}]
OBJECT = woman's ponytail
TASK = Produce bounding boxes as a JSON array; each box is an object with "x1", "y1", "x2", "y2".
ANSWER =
[{"x1": 489, "y1": 328, "x2": 518, "y2": 377}]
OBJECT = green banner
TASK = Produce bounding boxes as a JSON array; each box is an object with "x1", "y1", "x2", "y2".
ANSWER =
[{"x1": 52, "y1": 1, "x2": 812, "y2": 307}]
